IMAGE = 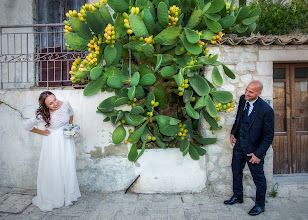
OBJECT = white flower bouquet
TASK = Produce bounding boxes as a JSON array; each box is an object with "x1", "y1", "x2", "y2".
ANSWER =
[{"x1": 63, "y1": 123, "x2": 80, "y2": 138}]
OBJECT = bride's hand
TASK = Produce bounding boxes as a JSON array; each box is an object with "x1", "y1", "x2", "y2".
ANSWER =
[{"x1": 42, "y1": 129, "x2": 50, "y2": 136}]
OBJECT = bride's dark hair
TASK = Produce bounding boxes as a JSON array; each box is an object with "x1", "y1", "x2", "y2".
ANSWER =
[{"x1": 36, "y1": 91, "x2": 53, "y2": 127}]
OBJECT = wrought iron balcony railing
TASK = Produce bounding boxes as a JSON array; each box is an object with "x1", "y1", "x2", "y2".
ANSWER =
[{"x1": 0, "y1": 23, "x2": 87, "y2": 89}]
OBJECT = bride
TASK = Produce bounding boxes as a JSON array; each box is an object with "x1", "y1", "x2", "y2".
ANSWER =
[{"x1": 24, "y1": 91, "x2": 81, "y2": 212}]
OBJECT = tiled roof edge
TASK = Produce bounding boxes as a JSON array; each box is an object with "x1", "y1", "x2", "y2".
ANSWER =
[{"x1": 218, "y1": 35, "x2": 308, "y2": 46}]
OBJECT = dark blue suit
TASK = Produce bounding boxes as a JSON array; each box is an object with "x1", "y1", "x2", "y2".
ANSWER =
[{"x1": 231, "y1": 95, "x2": 274, "y2": 207}]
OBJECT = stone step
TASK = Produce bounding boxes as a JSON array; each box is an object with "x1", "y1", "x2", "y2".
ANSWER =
[{"x1": 273, "y1": 174, "x2": 308, "y2": 198}]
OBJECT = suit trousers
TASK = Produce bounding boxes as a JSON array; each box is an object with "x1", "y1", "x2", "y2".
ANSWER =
[{"x1": 232, "y1": 142, "x2": 267, "y2": 207}]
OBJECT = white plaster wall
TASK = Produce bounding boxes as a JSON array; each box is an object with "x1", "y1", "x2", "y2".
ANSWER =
[
  {"x1": 0, "y1": 89, "x2": 207, "y2": 193},
  {"x1": 0, "y1": 0, "x2": 34, "y2": 25}
]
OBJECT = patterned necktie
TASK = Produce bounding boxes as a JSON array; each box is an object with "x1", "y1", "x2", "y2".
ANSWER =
[{"x1": 244, "y1": 102, "x2": 250, "y2": 117}]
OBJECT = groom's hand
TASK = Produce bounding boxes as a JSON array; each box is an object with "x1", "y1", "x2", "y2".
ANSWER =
[{"x1": 247, "y1": 153, "x2": 261, "y2": 164}]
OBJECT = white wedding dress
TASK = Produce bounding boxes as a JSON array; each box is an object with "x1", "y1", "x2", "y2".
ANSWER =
[{"x1": 24, "y1": 101, "x2": 81, "y2": 212}]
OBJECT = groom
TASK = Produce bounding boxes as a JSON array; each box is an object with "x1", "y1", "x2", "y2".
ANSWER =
[{"x1": 224, "y1": 80, "x2": 274, "y2": 216}]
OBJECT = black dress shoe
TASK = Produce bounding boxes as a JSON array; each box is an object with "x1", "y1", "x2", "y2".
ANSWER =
[
  {"x1": 248, "y1": 205, "x2": 265, "y2": 216},
  {"x1": 224, "y1": 196, "x2": 243, "y2": 205}
]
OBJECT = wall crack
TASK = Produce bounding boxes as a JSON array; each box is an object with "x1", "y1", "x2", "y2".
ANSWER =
[{"x1": 0, "y1": 101, "x2": 25, "y2": 119}]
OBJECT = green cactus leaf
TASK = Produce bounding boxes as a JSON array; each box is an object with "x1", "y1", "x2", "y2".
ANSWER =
[
  {"x1": 210, "y1": 91, "x2": 233, "y2": 103},
  {"x1": 134, "y1": 141, "x2": 147, "y2": 162},
  {"x1": 189, "y1": 144, "x2": 200, "y2": 160},
  {"x1": 184, "y1": 64, "x2": 203, "y2": 71},
  {"x1": 198, "y1": 54, "x2": 218, "y2": 65},
  {"x1": 169, "y1": 118, "x2": 181, "y2": 125},
  {"x1": 175, "y1": 45, "x2": 185, "y2": 55},
  {"x1": 115, "y1": 88, "x2": 128, "y2": 97},
  {"x1": 142, "y1": 43, "x2": 154, "y2": 57},
  {"x1": 219, "y1": 15, "x2": 236, "y2": 28},
  {"x1": 174, "y1": 68, "x2": 184, "y2": 87},
  {"x1": 64, "y1": 33, "x2": 89, "y2": 51},
  {"x1": 131, "y1": 106, "x2": 145, "y2": 115},
  {"x1": 236, "y1": 6, "x2": 250, "y2": 22},
  {"x1": 194, "y1": 96, "x2": 206, "y2": 110},
  {"x1": 139, "y1": 63, "x2": 154, "y2": 77},
  {"x1": 112, "y1": 125, "x2": 126, "y2": 144},
  {"x1": 125, "y1": 113, "x2": 146, "y2": 126},
  {"x1": 107, "y1": 0, "x2": 129, "y2": 13},
  {"x1": 202, "y1": 109, "x2": 219, "y2": 130},
  {"x1": 85, "y1": 10, "x2": 106, "y2": 36},
  {"x1": 184, "y1": 28, "x2": 200, "y2": 44},
  {"x1": 242, "y1": 15, "x2": 259, "y2": 26},
  {"x1": 100, "y1": 4, "x2": 114, "y2": 25},
  {"x1": 155, "y1": 54, "x2": 163, "y2": 71},
  {"x1": 105, "y1": 66, "x2": 127, "y2": 82},
  {"x1": 205, "y1": 94, "x2": 217, "y2": 117},
  {"x1": 194, "y1": 136, "x2": 217, "y2": 145},
  {"x1": 142, "y1": 9, "x2": 154, "y2": 35},
  {"x1": 155, "y1": 115, "x2": 181, "y2": 136},
  {"x1": 189, "y1": 74, "x2": 210, "y2": 96},
  {"x1": 69, "y1": 17, "x2": 92, "y2": 40},
  {"x1": 180, "y1": 139, "x2": 189, "y2": 152},
  {"x1": 175, "y1": 13, "x2": 184, "y2": 26},
  {"x1": 114, "y1": 111, "x2": 124, "y2": 125},
  {"x1": 146, "y1": 91, "x2": 155, "y2": 111},
  {"x1": 161, "y1": 66, "x2": 176, "y2": 78},
  {"x1": 114, "y1": 97, "x2": 129, "y2": 107},
  {"x1": 190, "y1": 142, "x2": 206, "y2": 156},
  {"x1": 186, "y1": 9, "x2": 203, "y2": 29},
  {"x1": 247, "y1": 22, "x2": 257, "y2": 33},
  {"x1": 154, "y1": 26, "x2": 182, "y2": 45},
  {"x1": 212, "y1": 66, "x2": 223, "y2": 86},
  {"x1": 185, "y1": 102, "x2": 200, "y2": 119},
  {"x1": 98, "y1": 96, "x2": 117, "y2": 112},
  {"x1": 141, "y1": 127, "x2": 153, "y2": 143},
  {"x1": 128, "y1": 144, "x2": 138, "y2": 162},
  {"x1": 205, "y1": 13, "x2": 221, "y2": 21},
  {"x1": 115, "y1": 14, "x2": 127, "y2": 38},
  {"x1": 236, "y1": 25, "x2": 248, "y2": 33},
  {"x1": 83, "y1": 75, "x2": 107, "y2": 96},
  {"x1": 153, "y1": 83, "x2": 169, "y2": 109},
  {"x1": 135, "y1": 85, "x2": 145, "y2": 99},
  {"x1": 248, "y1": 8, "x2": 261, "y2": 17},
  {"x1": 183, "y1": 90, "x2": 193, "y2": 103},
  {"x1": 104, "y1": 45, "x2": 117, "y2": 66},
  {"x1": 128, "y1": 121, "x2": 148, "y2": 143},
  {"x1": 107, "y1": 76, "x2": 123, "y2": 89},
  {"x1": 200, "y1": 30, "x2": 216, "y2": 40},
  {"x1": 130, "y1": 72, "x2": 140, "y2": 86},
  {"x1": 90, "y1": 66, "x2": 103, "y2": 80},
  {"x1": 124, "y1": 41, "x2": 144, "y2": 52},
  {"x1": 129, "y1": 14, "x2": 149, "y2": 37},
  {"x1": 128, "y1": 86, "x2": 136, "y2": 100},
  {"x1": 204, "y1": 17, "x2": 222, "y2": 33},
  {"x1": 206, "y1": 0, "x2": 225, "y2": 14},
  {"x1": 112, "y1": 42, "x2": 123, "y2": 66},
  {"x1": 179, "y1": 35, "x2": 202, "y2": 55},
  {"x1": 202, "y1": 2, "x2": 212, "y2": 14},
  {"x1": 157, "y1": 2, "x2": 169, "y2": 27},
  {"x1": 139, "y1": 73, "x2": 156, "y2": 86}
]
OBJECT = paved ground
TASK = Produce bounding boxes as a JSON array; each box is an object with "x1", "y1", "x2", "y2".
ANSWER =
[{"x1": 0, "y1": 187, "x2": 307, "y2": 220}]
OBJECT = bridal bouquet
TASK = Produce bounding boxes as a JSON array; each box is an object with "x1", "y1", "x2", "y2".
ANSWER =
[{"x1": 63, "y1": 123, "x2": 80, "y2": 138}]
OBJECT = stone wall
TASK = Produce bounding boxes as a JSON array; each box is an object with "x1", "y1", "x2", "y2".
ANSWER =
[{"x1": 1, "y1": 44, "x2": 307, "y2": 196}]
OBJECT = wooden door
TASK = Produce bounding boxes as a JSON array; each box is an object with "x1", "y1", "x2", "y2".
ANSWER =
[{"x1": 273, "y1": 63, "x2": 308, "y2": 174}]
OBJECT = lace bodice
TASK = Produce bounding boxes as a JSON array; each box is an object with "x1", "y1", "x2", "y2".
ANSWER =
[{"x1": 24, "y1": 101, "x2": 74, "y2": 130}]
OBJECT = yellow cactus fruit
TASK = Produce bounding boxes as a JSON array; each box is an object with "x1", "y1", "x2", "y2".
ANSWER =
[
  {"x1": 178, "y1": 132, "x2": 183, "y2": 136},
  {"x1": 178, "y1": 91, "x2": 183, "y2": 96},
  {"x1": 124, "y1": 139, "x2": 128, "y2": 144},
  {"x1": 129, "y1": 129, "x2": 133, "y2": 133},
  {"x1": 121, "y1": 119, "x2": 125, "y2": 124},
  {"x1": 132, "y1": 103, "x2": 136, "y2": 107},
  {"x1": 127, "y1": 29, "x2": 133, "y2": 35},
  {"x1": 216, "y1": 117, "x2": 221, "y2": 121},
  {"x1": 212, "y1": 130, "x2": 215, "y2": 134},
  {"x1": 147, "y1": 135, "x2": 152, "y2": 140}
]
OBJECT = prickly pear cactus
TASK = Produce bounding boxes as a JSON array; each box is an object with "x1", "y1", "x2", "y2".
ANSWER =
[{"x1": 64, "y1": 0, "x2": 259, "y2": 162}]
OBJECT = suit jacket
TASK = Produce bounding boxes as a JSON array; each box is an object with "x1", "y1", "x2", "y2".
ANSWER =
[{"x1": 231, "y1": 95, "x2": 274, "y2": 159}]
